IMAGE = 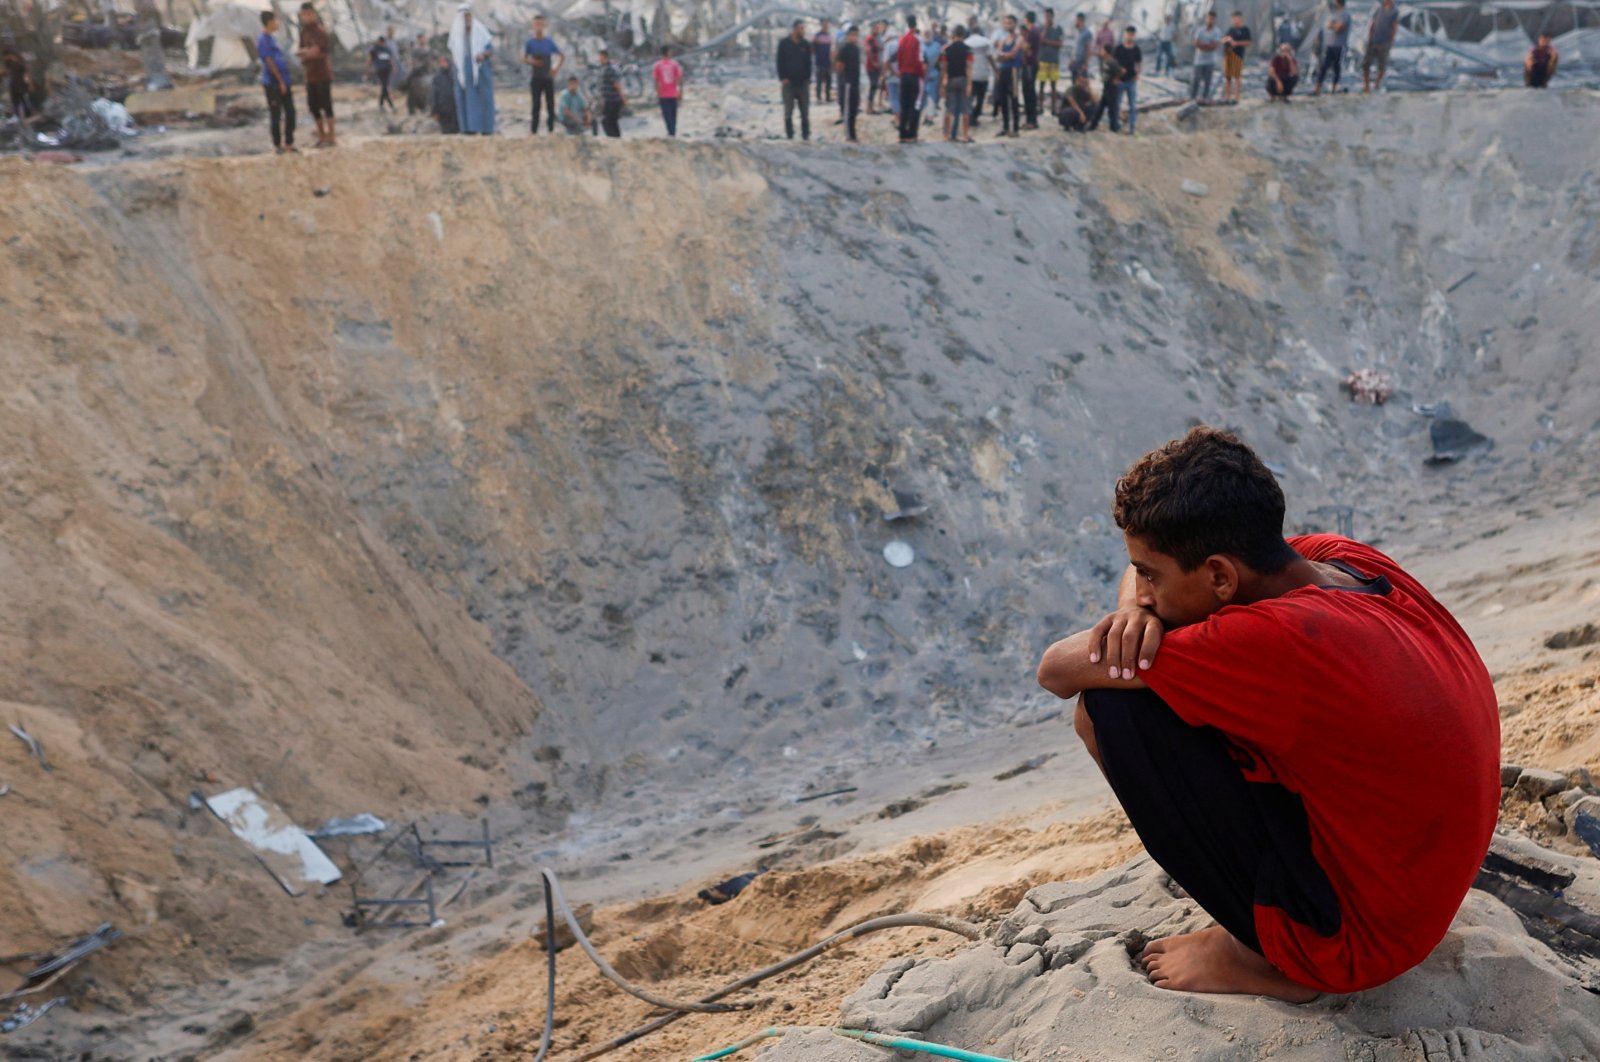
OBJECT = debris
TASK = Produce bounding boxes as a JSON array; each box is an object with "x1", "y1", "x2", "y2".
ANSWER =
[
  {"x1": 1341, "y1": 368, "x2": 1394, "y2": 405},
  {"x1": 1445, "y1": 270, "x2": 1477, "y2": 294},
  {"x1": 7, "y1": 725, "x2": 51, "y2": 772},
  {"x1": 350, "y1": 874, "x2": 440, "y2": 929},
  {"x1": 1568, "y1": 798, "x2": 1600, "y2": 860},
  {"x1": 881, "y1": 489, "x2": 927, "y2": 522},
  {"x1": 1425, "y1": 417, "x2": 1494, "y2": 464},
  {"x1": 124, "y1": 86, "x2": 217, "y2": 118},
  {"x1": 1180, "y1": 178, "x2": 1210, "y2": 197},
  {"x1": 427, "y1": 212, "x2": 444, "y2": 243},
  {"x1": 1544, "y1": 623, "x2": 1600, "y2": 650},
  {"x1": 1, "y1": 923, "x2": 121, "y2": 1001},
  {"x1": 1, "y1": 997, "x2": 66, "y2": 1033},
  {"x1": 412, "y1": 819, "x2": 494, "y2": 869},
  {"x1": 0, "y1": 785, "x2": 9, "y2": 797},
  {"x1": 698, "y1": 869, "x2": 767, "y2": 905},
  {"x1": 313, "y1": 187, "x2": 332, "y2": 198},
  {"x1": 533, "y1": 900, "x2": 594, "y2": 950},
  {"x1": 1513, "y1": 767, "x2": 1569, "y2": 802},
  {"x1": 882, "y1": 541, "x2": 915, "y2": 568},
  {"x1": 795, "y1": 786, "x2": 858, "y2": 804},
  {"x1": 994, "y1": 753, "x2": 1057, "y2": 781},
  {"x1": 89, "y1": 99, "x2": 136, "y2": 136},
  {"x1": 204, "y1": 787, "x2": 341, "y2": 895},
  {"x1": 1500, "y1": 763, "x2": 1524, "y2": 787},
  {"x1": 23, "y1": 151, "x2": 83, "y2": 166},
  {"x1": 1265, "y1": 180, "x2": 1282, "y2": 205},
  {"x1": 309, "y1": 813, "x2": 388, "y2": 838}
]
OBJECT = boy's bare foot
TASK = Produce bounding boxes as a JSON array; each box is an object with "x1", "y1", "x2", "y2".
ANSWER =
[{"x1": 1139, "y1": 925, "x2": 1320, "y2": 1003}]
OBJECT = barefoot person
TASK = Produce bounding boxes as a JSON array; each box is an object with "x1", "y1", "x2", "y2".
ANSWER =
[
  {"x1": 1037, "y1": 427, "x2": 1499, "y2": 1000},
  {"x1": 297, "y1": 3, "x2": 335, "y2": 146}
]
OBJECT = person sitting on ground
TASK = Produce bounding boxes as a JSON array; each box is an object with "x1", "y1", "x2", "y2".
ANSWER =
[
  {"x1": 556, "y1": 75, "x2": 591, "y2": 134},
  {"x1": 1037, "y1": 427, "x2": 1499, "y2": 1002},
  {"x1": 1267, "y1": 40, "x2": 1299, "y2": 100},
  {"x1": 429, "y1": 54, "x2": 460, "y2": 134},
  {"x1": 1525, "y1": 32, "x2": 1559, "y2": 87},
  {"x1": 1057, "y1": 70, "x2": 1095, "y2": 131}
]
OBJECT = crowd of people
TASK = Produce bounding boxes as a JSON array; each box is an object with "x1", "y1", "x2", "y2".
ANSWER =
[{"x1": 247, "y1": 2, "x2": 1572, "y2": 154}]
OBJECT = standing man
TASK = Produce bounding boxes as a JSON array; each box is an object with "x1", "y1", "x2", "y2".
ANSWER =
[
  {"x1": 941, "y1": 24, "x2": 973, "y2": 141},
  {"x1": 1087, "y1": 41, "x2": 1122, "y2": 129},
  {"x1": 1038, "y1": 9, "x2": 1065, "y2": 114},
  {"x1": 1191, "y1": 10, "x2": 1221, "y2": 99},
  {"x1": 1110, "y1": 25, "x2": 1142, "y2": 133},
  {"x1": 653, "y1": 45, "x2": 683, "y2": 135},
  {"x1": 405, "y1": 33, "x2": 434, "y2": 115},
  {"x1": 1524, "y1": 32, "x2": 1558, "y2": 85},
  {"x1": 1, "y1": 47, "x2": 32, "y2": 123},
  {"x1": 777, "y1": 20, "x2": 812, "y2": 140},
  {"x1": 1221, "y1": 10, "x2": 1251, "y2": 102},
  {"x1": 449, "y1": 3, "x2": 496, "y2": 134},
  {"x1": 813, "y1": 19, "x2": 834, "y2": 103},
  {"x1": 257, "y1": 12, "x2": 296, "y2": 153},
  {"x1": 897, "y1": 14, "x2": 926, "y2": 142},
  {"x1": 367, "y1": 34, "x2": 396, "y2": 111},
  {"x1": 296, "y1": 3, "x2": 335, "y2": 147},
  {"x1": 1363, "y1": 0, "x2": 1400, "y2": 92},
  {"x1": 1313, "y1": 0, "x2": 1349, "y2": 95},
  {"x1": 430, "y1": 53, "x2": 459, "y2": 133},
  {"x1": 1070, "y1": 12, "x2": 1094, "y2": 79},
  {"x1": 865, "y1": 20, "x2": 884, "y2": 113},
  {"x1": 835, "y1": 23, "x2": 863, "y2": 140},
  {"x1": 1154, "y1": 7, "x2": 1177, "y2": 75},
  {"x1": 922, "y1": 22, "x2": 945, "y2": 120},
  {"x1": 993, "y1": 15, "x2": 1023, "y2": 136},
  {"x1": 597, "y1": 47, "x2": 625, "y2": 136},
  {"x1": 1094, "y1": 17, "x2": 1116, "y2": 72},
  {"x1": 522, "y1": 15, "x2": 563, "y2": 134},
  {"x1": 1267, "y1": 39, "x2": 1299, "y2": 98},
  {"x1": 1021, "y1": 11, "x2": 1042, "y2": 127},
  {"x1": 966, "y1": 24, "x2": 992, "y2": 127}
]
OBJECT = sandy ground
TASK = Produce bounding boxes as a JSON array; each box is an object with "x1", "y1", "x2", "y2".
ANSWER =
[{"x1": 2, "y1": 83, "x2": 1598, "y2": 1058}]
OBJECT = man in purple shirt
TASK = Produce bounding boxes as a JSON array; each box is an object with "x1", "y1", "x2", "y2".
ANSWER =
[{"x1": 257, "y1": 11, "x2": 297, "y2": 153}]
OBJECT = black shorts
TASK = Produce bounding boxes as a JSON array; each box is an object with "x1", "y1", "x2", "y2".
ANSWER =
[
  {"x1": 307, "y1": 80, "x2": 334, "y2": 119},
  {"x1": 1083, "y1": 687, "x2": 1341, "y2": 952}
]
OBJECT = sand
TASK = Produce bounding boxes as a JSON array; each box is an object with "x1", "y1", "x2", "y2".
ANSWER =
[{"x1": 2, "y1": 85, "x2": 1598, "y2": 1057}]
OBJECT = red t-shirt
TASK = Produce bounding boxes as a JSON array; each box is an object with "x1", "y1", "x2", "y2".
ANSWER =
[
  {"x1": 1143, "y1": 535, "x2": 1500, "y2": 993},
  {"x1": 898, "y1": 31, "x2": 927, "y2": 75},
  {"x1": 653, "y1": 58, "x2": 683, "y2": 98}
]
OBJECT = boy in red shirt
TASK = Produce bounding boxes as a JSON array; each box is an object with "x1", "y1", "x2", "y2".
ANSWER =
[{"x1": 1037, "y1": 427, "x2": 1499, "y2": 1000}]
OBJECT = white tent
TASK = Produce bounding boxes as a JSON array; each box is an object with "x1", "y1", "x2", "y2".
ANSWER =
[{"x1": 185, "y1": 0, "x2": 274, "y2": 69}]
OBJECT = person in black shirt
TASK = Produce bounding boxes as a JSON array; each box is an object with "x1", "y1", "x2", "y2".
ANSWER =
[
  {"x1": 1108, "y1": 26, "x2": 1141, "y2": 134},
  {"x1": 1222, "y1": 12, "x2": 1251, "y2": 102},
  {"x1": 941, "y1": 25, "x2": 973, "y2": 141},
  {"x1": 776, "y1": 19, "x2": 813, "y2": 140},
  {"x1": 834, "y1": 24, "x2": 863, "y2": 141},
  {"x1": 596, "y1": 48, "x2": 626, "y2": 136},
  {"x1": 1087, "y1": 45, "x2": 1121, "y2": 130},
  {"x1": 368, "y1": 35, "x2": 396, "y2": 111}
]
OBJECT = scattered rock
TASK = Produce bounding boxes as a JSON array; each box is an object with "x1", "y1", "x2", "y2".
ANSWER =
[
  {"x1": 533, "y1": 902, "x2": 594, "y2": 951},
  {"x1": 1565, "y1": 797, "x2": 1600, "y2": 858},
  {"x1": 1544, "y1": 623, "x2": 1600, "y2": 650},
  {"x1": 1501, "y1": 763, "x2": 1525, "y2": 787},
  {"x1": 1342, "y1": 368, "x2": 1394, "y2": 405},
  {"x1": 1515, "y1": 768, "x2": 1570, "y2": 802},
  {"x1": 1180, "y1": 178, "x2": 1209, "y2": 197}
]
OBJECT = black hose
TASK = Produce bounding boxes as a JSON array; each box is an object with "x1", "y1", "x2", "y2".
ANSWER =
[{"x1": 532, "y1": 876, "x2": 556, "y2": 1062}]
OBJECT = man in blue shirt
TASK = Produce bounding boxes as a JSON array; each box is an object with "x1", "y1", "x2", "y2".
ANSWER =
[
  {"x1": 521, "y1": 15, "x2": 563, "y2": 133},
  {"x1": 257, "y1": 11, "x2": 297, "y2": 153}
]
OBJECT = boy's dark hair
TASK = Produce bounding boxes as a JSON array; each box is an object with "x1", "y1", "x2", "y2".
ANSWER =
[
  {"x1": 300, "y1": 2, "x2": 315, "y2": 10},
  {"x1": 907, "y1": 14, "x2": 917, "y2": 28},
  {"x1": 1113, "y1": 427, "x2": 1297, "y2": 573},
  {"x1": 660, "y1": 44, "x2": 671, "y2": 54},
  {"x1": 261, "y1": 10, "x2": 274, "y2": 25}
]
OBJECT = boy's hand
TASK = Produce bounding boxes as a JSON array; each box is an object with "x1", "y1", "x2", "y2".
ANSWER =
[{"x1": 1087, "y1": 606, "x2": 1164, "y2": 680}]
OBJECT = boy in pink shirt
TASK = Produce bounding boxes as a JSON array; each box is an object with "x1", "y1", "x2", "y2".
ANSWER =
[{"x1": 653, "y1": 45, "x2": 684, "y2": 136}]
